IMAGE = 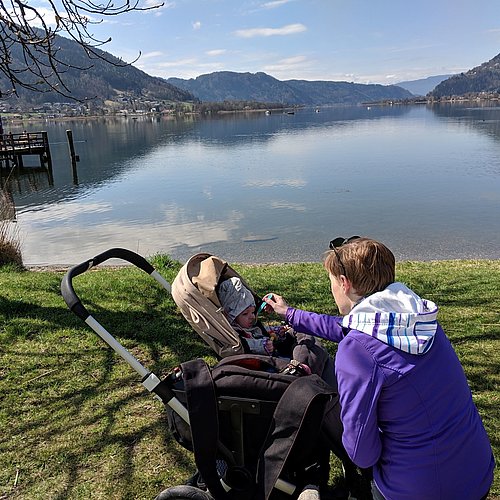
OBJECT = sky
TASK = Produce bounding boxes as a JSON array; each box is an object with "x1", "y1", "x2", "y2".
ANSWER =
[{"x1": 67, "y1": 0, "x2": 500, "y2": 84}]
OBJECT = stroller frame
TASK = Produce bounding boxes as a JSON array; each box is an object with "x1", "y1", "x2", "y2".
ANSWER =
[{"x1": 61, "y1": 247, "x2": 310, "y2": 498}]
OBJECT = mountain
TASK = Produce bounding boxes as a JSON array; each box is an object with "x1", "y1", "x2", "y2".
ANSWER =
[
  {"x1": 430, "y1": 53, "x2": 500, "y2": 98},
  {"x1": 167, "y1": 71, "x2": 296, "y2": 104},
  {"x1": 167, "y1": 71, "x2": 413, "y2": 105},
  {"x1": 285, "y1": 78, "x2": 412, "y2": 105},
  {"x1": 0, "y1": 32, "x2": 195, "y2": 104},
  {"x1": 395, "y1": 75, "x2": 453, "y2": 96}
]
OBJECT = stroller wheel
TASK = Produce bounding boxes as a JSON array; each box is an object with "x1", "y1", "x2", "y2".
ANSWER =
[{"x1": 155, "y1": 485, "x2": 213, "y2": 500}]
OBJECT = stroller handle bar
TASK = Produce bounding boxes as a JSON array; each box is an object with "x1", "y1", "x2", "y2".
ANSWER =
[
  {"x1": 61, "y1": 247, "x2": 171, "y2": 321},
  {"x1": 60, "y1": 248, "x2": 184, "y2": 418}
]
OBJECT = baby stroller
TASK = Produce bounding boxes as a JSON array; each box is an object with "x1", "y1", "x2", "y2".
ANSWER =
[{"x1": 61, "y1": 248, "x2": 368, "y2": 500}]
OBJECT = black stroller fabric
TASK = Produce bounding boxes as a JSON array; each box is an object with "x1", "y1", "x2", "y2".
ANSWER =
[{"x1": 166, "y1": 355, "x2": 351, "y2": 500}]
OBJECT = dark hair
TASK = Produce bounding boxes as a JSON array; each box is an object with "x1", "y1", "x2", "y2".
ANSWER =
[{"x1": 324, "y1": 237, "x2": 395, "y2": 296}]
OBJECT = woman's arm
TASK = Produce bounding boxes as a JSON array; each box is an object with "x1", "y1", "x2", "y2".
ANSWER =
[
  {"x1": 286, "y1": 308, "x2": 345, "y2": 343},
  {"x1": 263, "y1": 293, "x2": 344, "y2": 343}
]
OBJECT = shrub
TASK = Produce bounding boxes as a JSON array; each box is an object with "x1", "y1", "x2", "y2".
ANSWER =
[
  {"x1": 149, "y1": 252, "x2": 181, "y2": 272},
  {"x1": 0, "y1": 189, "x2": 23, "y2": 269}
]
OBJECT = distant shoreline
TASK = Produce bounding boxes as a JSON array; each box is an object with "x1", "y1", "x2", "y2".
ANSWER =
[
  {"x1": 3, "y1": 97, "x2": 500, "y2": 127},
  {"x1": 1, "y1": 105, "x2": 300, "y2": 124}
]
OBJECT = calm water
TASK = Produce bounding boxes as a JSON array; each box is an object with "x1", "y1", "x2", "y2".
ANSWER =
[{"x1": 3, "y1": 104, "x2": 500, "y2": 266}]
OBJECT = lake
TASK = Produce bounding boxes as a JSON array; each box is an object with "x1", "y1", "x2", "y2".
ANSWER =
[{"x1": 2, "y1": 103, "x2": 500, "y2": 266}]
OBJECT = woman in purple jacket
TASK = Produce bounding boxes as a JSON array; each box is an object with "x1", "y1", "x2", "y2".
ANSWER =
[{"x1": 264, "y1": 237, "x2": 494, "y2": 500}]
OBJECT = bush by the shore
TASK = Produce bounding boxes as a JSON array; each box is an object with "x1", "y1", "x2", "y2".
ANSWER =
[{"x1": 0, "y1": 190, "x2": 23, "y2": 269}]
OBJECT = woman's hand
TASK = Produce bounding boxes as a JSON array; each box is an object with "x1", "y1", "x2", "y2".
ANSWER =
[{"x1": 263, "y1": 293, "x2": 289, "y2": 318}]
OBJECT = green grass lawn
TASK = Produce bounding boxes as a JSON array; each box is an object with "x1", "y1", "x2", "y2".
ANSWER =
[{"x1": 0, "y1": 258, "x2": 498, "y2": 499}]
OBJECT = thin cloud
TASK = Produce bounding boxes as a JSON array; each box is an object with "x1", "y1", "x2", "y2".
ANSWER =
[
  {"x1": 234, "y1": 23, "x2": 306, "y2": 38},
  {"x1": 383, "y1": 43, "x2": 439, "y2": 54},
  {"x1": 206, "y1": 49, "x2": 227, "y2": 56},
  {"x1": 141, "y1": 0, "x2": 175, "y2": 16},
  {"x1": 264, "y1": 55, "x2": 308, "y2": 72},
  {"x1": 142, "y1": 51, "x2": 163, "y2": 59},
  {"x1": 262, "y1": 55, "x2": 319, "y2": 79},
  {"x1": 139, "y1": 59, "x2": 224, "y2": 79},
  {"x1": 23, "y1": 6, "x2": 57, "y2": 28},
  {"x1": 192, "y1": 20, "x2": 201, "y2": 30},
  {"x1": 144, "y1": 0, "x2": 174, "y2": 7},
  {"x1": 262, "y1": 0, "x2": 293, "y2": 8},
  {"x1": 158, "y1": 58, "x2": 198, "y2": 68}
]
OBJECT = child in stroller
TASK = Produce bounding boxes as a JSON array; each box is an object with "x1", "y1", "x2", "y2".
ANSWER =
[
  {"x1": 217, "y1": 276, "x2": 295, "y2": 358},
  {"x1": 171, "y1": 253, "x2": 330, "y2": 377}
]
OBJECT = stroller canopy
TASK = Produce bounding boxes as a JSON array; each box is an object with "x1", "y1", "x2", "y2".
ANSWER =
[{"x1": 172, "y1": 253, "x2": 261, "y2": 358}]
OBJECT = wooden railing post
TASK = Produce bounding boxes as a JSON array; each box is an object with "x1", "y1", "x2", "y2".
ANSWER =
[{"x1": 66, "y1": 130, "x2": 79, "y2": 184}]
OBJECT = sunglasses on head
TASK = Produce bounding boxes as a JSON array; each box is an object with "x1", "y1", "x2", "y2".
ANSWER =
[
  {"x1": 329, "y1": 236, "x2": 361, "y2": 249},
  {"x1": 328, "y1": 236, "x2": 360, "y2": 277}
]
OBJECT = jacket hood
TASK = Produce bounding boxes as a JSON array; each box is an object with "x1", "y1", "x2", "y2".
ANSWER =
[{"x1": 342, "y1": 282, "x2": 438, "y2": 355}]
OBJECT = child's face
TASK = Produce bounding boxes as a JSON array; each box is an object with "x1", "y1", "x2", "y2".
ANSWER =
[{"x1": 234, "y1": 305, "x2": 256, "y2": 329}]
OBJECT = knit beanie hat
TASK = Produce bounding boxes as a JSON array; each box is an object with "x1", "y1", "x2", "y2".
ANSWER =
[{"x1": 218, "y1": 277, "x2": 256, "y2": 322}]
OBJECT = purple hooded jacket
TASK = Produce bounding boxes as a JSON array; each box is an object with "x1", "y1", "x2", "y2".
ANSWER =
[{"x1": 285, "y1": 283, "x2": 494, "y2": 500}]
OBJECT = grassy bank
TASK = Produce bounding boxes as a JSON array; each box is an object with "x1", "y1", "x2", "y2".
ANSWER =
[{"x1": 0, "y1": 259, "x2": 498, "y2": 499}]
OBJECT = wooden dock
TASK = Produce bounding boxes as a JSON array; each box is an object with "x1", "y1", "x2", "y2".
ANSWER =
[{"x1": 0, "y1": 131, "x2": 53, "y2": 170}]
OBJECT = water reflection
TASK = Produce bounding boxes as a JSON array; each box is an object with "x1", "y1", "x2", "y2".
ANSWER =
[
  {"x1": 430, "y1": 102, "x2": 500, "y2": 145},
  {"x1": 2, "y1": 105, "x2": 499, "y2": 265},
  {"x1": 4, "y1": 106, "x2": 411, "y2": 192},
  {"x1": 0, "y1": 166, "x2": 51, "y2": 197},
  {"x1": 428, "y1": 103, "x2": 500, "y2": 178}
]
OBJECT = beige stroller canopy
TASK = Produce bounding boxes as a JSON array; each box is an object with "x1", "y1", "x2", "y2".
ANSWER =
[{"x1": 172, "y1": 253, "x2": 262, "y2": 358}]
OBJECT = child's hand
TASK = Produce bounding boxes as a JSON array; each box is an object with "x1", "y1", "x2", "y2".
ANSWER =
[
  {"x1": 263, "y1": 339, "x2": 274, "y2": 355},
  {"x1": 268, "y1": 325, "x2": 288, "y2": 340},
  {"x1": 267, "y1": 329, "x2": 278, "y2": 342}
]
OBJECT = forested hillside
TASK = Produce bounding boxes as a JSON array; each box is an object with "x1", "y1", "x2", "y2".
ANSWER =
[
  {"x1": 167, "y1": 71, "x2": 413, "y2": 105},
  {"x1": 0, "y1": 31, "x2": 195, "y2": 105},
  {"x1": 430, "y1": 53, "x2": 500, "y2": 98}
]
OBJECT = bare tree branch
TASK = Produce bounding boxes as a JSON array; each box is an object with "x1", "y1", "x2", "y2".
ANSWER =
[{"x1": 0, "y1": 0, "x2": 163, "y2": 99}]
